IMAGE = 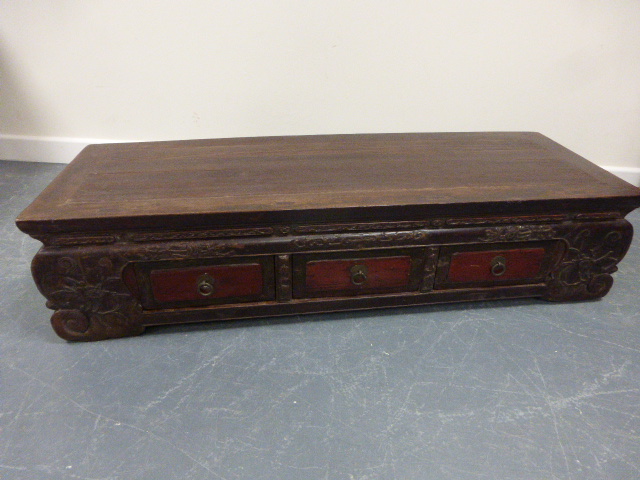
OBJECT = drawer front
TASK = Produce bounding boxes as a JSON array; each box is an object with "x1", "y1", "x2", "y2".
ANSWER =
[
  {"x1": 292, "y1": 248, "x2": 427, "y2": 298},
  {"x1": 448, "y1": 248, "x2": 545, "y2": 282},
  {"x1": 151, "y1": 264, "x2": 263, "y2": 302},
  {"x1": 435, "y1": 241, "x2": 563, "y2": 289},
  {"x1": 135, "y1": 256, "x2": 275, "y2": 309}
]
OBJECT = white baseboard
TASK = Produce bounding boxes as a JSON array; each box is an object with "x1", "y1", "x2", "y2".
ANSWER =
[
  {"x1": 602, "y1": 167, "x2": 640, "y2": 187},
  {"x1": 0, "y1": 133, "x2": 135, "y2": 164},
  {"x1": 1, "y1": 133, "x2": 639, "y2": 187}
]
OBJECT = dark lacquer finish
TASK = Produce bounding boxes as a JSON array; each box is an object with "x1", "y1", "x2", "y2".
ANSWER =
[{"x1": 16, "y1": 133, "x2": 640, "y2": 341}]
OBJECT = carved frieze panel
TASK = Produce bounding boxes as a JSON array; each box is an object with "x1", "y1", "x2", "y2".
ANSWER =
[
  {"x1": 479, "y1": 225, "x2": 557, "y2": 243},
  {"x1": 30, "y1": 217, "x2": 635, "y2": 341},
  {"x1": 35, "y1": 212, "x2": 624, "y2": 248}
]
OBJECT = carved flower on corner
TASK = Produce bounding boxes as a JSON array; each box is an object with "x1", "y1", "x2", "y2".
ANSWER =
[
  {"x1": 43, "y1": 256, "x2": 128, "y2": 315},
  {"x1": 556, "y1": 241, "x2": 618, "y2": 287}
]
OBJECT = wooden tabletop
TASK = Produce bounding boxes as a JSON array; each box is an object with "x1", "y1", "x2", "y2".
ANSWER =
[{"x1": 16, "y1": 132, "x2": 640, "y2": 234}]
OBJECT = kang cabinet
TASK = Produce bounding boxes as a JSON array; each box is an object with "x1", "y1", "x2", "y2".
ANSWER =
[{"x1": 16, "y1": 132, "x2": 640, "y2": 341}]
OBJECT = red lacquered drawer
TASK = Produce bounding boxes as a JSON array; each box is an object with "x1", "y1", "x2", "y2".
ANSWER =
[
  {"x1": 151, "y1": 263, "x2": 264, "y2": 303},
  {"x1": 436, "y1": 241, "x2": 563, "y2": 289},
  {"x1": 307, "y1": 256, "x2": 412, "y2": 293},
  {"x1": 448, "y1": 248, "x2": 546, "y2": 283},
  {"x1": 131, "y1": 256, "x2": 276, "y2": 309},
  {"x1": 292, "y1": 248, "x2": 426, "y2": 298}
]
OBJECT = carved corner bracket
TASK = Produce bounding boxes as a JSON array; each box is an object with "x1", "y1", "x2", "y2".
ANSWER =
[
  {"x1": 542, "y1": 220, "x2": 633, "y2": 302},
  {"x1": 32, "y1": 250, "x2": 144, "y2": 341}
]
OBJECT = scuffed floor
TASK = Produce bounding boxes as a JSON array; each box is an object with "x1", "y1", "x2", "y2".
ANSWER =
[{"x1": 1, "y1": 159, "x2": 639, "y2": 480}]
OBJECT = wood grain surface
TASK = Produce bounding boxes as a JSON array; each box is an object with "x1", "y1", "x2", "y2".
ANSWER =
[{"x1": 16, "y1": 132, "x2": 640, "y2": 234}]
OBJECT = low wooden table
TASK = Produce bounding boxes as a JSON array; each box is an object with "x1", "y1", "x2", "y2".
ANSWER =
[{"x1": 16, "y1": 132, "x2": 640, "y2": 341}]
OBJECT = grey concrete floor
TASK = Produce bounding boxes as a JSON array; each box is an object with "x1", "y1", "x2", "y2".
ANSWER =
[{"x1": 1, "y1": 159, "x2": 640, "y2": 480}]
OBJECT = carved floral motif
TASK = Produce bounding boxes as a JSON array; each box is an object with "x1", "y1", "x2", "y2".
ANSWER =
[
  {"x1": 290, "y1": 230, "x2": 431, "y2": 250},
  {"x1": 129, "y1": 227, "x2": 273, "y2": 243},
  {"x1": 293, "y1": 221, "x2": 429, "y2": 235},
  {"x1": 276, "y1": 254, "x2": 292, "y2": 301},
  {"x1": 446, "y1": 214, "x2": 568, "y2": 227},
  {"x1": 479, "y1": 225, "x2": 557, "y2": 243},
  {"x1": 136, "y1": 242, "x2": 240, "y2": 260},
  {"x1": 36, "y1": 214, "x2": 622, "y2": 247},
  {"x1": 420, "y1": 247, "x2": 439, "y2": 292},
  {"x1": 543, "y1": 222, "x2": 632, "y2": 301},
  {"x1": 33, "y1": 253, "x2": 143, "y2": 341},
  {"x1": 31, "y1": 216, "x2": 634, "y2": 340}
]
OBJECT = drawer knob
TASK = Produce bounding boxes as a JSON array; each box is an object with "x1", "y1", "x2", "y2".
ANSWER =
[
  {"x1": 196, "y1": 274, "x2": 216, "y2": 296},
  {"x1": 350, "y1": 264, "x2": 368, "y2": 285},
  {"x1": 490, "y1": 256, "x2": 507, "y2": 277}
]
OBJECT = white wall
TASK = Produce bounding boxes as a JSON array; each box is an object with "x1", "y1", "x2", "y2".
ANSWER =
[{"x1": 1, "y1": 1, "x2": 639, "y2": 174}]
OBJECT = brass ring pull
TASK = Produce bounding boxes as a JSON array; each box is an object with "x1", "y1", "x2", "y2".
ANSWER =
[
  {"x1": 350, "y1": 264, "x2": 368, "y2": 286},
  {"x1": 490, "y1": 256, "x2": 507, "y2": 277},
  {"x1": 196, "y1": 273, "x2": 215, "y2": 296}
]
